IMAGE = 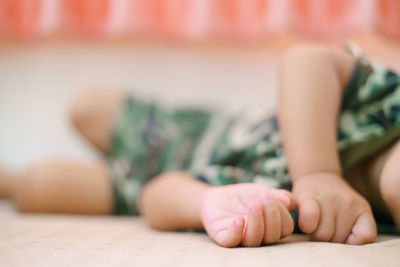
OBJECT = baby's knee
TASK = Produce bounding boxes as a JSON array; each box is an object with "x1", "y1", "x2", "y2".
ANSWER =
[
  {"x1": 69, "y1": 88, "x2": 125, "y2": 152},
  {"x1": 380, "y1": 148, "x2": 400, "y2": 205},
  {"x1": 380, "y1": 171, "x2": 400, "y2": 205},
  {"x1": 70, "y1": 88, "x2": 111, "y2": 129}
]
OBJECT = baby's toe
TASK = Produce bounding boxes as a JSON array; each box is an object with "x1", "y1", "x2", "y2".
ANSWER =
[
  {"x1": 213, "y1": 216, "x2": 245, "y2": 248},
  {"x1": 276, "y1": 201, "x2": 294, "y2": 237},
  {"x1": 241, "y1": 202, "x2": 264, "y2": 247},
  {"x1": 271, "y1": 189, "x2": 296, "y2": 210},
  {"x1": 260, "y1": 192, "x2": 282, "y2": 244}
]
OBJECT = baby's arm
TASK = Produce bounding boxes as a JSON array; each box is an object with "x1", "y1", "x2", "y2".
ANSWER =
[
  {"x1": 139, "y1": 172, "x2": 296, "y2": 247},
  {"x1": 278, "y1": 45, "x2": 377, "y2": 244}
]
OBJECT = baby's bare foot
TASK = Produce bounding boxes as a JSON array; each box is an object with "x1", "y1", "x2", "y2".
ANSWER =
[{"x1": 200, "y1": 183, "x2": 295, "y2": 248}]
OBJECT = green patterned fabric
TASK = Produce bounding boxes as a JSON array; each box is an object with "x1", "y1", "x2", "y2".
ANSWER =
[
  {"x1": 108, "y1": 51, "x2": 400, "y2": 234},
  {"x1": 108, "y1": 98, "x2": 212, "y2": 215},
  {"x1": 339, "y1": 57, "x2": 400, "y2": 172}
]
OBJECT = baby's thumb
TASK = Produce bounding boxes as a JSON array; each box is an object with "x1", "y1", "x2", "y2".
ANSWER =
[{"x1": 297, "y1": 196, "x2": 320, "y2": 234}]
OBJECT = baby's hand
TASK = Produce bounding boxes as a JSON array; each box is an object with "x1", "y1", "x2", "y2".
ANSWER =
[
  {"x1": 293, "y1": 172, "x2": 377, "y2": 244},
  {"x1": 200, "y1": 183, "x2": 296, "y2": 248}
]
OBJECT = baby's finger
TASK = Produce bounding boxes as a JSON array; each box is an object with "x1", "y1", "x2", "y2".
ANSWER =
[
  {"x1": 275, "y1": 200, "x2": 295, "y2": 237},
  {"x1": 272, "y1": 189, "x2": 296, "y2": 211},
  {"x1": 310, "y1": 201, "x2": 335, "y2": 242},
  {"x1": 260, "y1": 192, "x2": 281, "y2": 244},
  {"x1": 213, "y1": 216, "x2": 245, "y2": 248},
  {"x1": 298, "y1": 196, "x2": 320, "y2": 234},
  {"x1": 241, "y1": 202, "x2": 264, "y2": 247},
  {"x1": 331, "y1": 208, "x2": 357, "y2": 243},
  {"x1": 346, "y1": 212, "x2": 377, "y2": 245}
]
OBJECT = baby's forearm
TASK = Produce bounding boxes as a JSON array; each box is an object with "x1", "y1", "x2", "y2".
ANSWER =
[
  {"x1": 278, "y1": 46, "x2": 355, "y2": 181},
  {"x1": 139, "y1": 171, "x2": 210, "y2": 231}
]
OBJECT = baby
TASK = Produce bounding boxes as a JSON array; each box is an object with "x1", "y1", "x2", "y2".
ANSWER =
[{"x1": 1, "y1": 44, "x2": 399, "y2": 248}]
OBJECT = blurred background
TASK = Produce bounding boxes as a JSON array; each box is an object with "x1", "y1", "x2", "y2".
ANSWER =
[{"x1": 0, "y1": 0, "x2": 399, "y2": 171}]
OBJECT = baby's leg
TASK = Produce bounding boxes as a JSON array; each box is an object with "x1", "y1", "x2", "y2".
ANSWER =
[
  {"x1": 379, "y1": 140, "x2": 400, "y2": 228},
  {"x1": 0, "y1": 89, "x2": 122, "y2": 214},
  {"x1": 70, "y1": 88, "x2": 125, "y2": 153},
  {"x1": 346, "y1": 139, "x2": 400, "y2": 229},
  {"x1": 0, "y1": 167, "x2": 16, "y2": 199},
  {"x1": 10, "y1": 160, "x2": 113, "y2": 214}
]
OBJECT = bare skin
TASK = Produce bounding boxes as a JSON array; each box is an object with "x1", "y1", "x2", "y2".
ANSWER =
[
  {"x1": 0, "y1": 167, "x2": 15, "y2": 199},
  {"x1": 199, "y1": 184, "x2": 296, "y2": 247},
  {"x1": 279, "y1": 46, "x2": 377, "y2": 244},
  {"x1": 14, "y1": 160, "x2": 114, "y2": 215},
  {"x1": 1, "y1": 45, "x2": 400, "y2": 247},
  {"x1": 140, "y1": 172, "x2": 296, "y2": 248},
  {"x1": 348, "y1": 139, "x2": 400, "y2": 230},
  {"x1": 0, "y1": 88, "x2": 122, "y2": 215},
  {"x1": 380, "y1": 141, "x2": 400, "y2": 229}
]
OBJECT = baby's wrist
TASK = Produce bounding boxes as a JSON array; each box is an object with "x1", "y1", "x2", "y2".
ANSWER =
[
  {"x1": 292, "y1": 171, "x2": 348, "y2": 192},
  {"x1": 292, "y1": 170, "x2": 342, "y2": 184}
]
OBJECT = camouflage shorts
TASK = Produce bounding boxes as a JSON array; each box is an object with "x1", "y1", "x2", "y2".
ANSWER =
[{"x1": 108, "y1": 50, "x2": 400, "y2": 222}]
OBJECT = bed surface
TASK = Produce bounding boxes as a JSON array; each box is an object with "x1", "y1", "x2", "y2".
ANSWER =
[{"x1": 1, "y1": 201, "x2": 399, "y2": 267}]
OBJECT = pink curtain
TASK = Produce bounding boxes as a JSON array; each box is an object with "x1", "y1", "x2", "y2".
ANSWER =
[
  {"x1": 0, "y1": 0, "x2": 42, "y2": 38},
  {"x1": 291, "y1": 0, "x2": 372, "y2": 37},
  {"x1": 378, "y1": 0, "x2": 400, "y2": 39},
  {"x1": 0, "y1": 0, "x2": 397, "y2": 41}
]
